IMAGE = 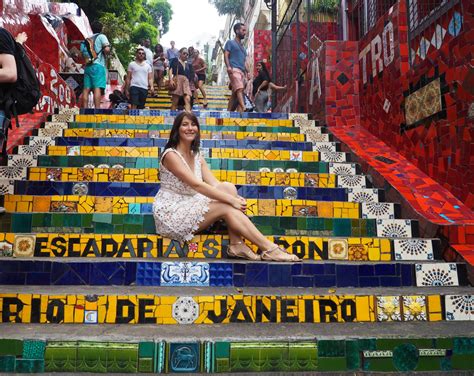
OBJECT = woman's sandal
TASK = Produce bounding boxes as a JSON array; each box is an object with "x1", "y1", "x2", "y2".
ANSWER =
[
  {"x1": 227, "y1": 242, "x2": 260, "y2": 261},
  {"x1": 261, "y1": 245, "x2": 302, "y2": 262}
]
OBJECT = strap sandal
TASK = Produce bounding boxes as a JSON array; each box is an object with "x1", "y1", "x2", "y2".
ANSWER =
[
  {"x1": 261, "y1": 245, "x2": 302, "y2": 262},
  {"x1": 226, "y1": 241, "x2": 260, "y2": 261}
]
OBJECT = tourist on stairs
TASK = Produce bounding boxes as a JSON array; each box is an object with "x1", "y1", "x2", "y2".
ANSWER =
[
  {"x1": 125, "y1": 47, "x2": 154, "y2": 109},
  {"x1": 166, "y1": 40, "x2": 179, "y2": 68},
  {"x1": 153, "y1": 112, "x2": 301, "y2": 262},
  {"x1": 152, "y1": 43, "x2": 166, "y2": 90},
  {"x1": 224, "y1": 23, "x2": 249, "y2": 113},
  {"x1": 192, "y1": 50, "x2": 208, "y2": 108},
  {"x1": 253, "y1": 61, "x2": 287, "y2": 113},
  {"x1": 169, "y1": 48, "x2": 193, "y2": 112}
]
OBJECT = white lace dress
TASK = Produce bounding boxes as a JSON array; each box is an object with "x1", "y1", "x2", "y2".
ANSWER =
[{"x1": 153, "y1": 148, "x2": 211, "y2": 243}]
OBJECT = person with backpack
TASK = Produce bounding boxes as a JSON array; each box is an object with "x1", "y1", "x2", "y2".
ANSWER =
[
  {"x1": 0, "y1": 29, "x2": 32, "y2": 214},
  {"x1": 80, "y1": 21, "x2": 110, "y2": 109}
]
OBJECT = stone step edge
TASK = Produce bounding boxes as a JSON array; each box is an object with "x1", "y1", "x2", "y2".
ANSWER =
[{"x1": 2, "y1": 321, "x2": 473, "y2": 341}]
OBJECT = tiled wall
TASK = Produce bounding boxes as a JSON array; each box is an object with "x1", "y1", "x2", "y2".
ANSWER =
[
  {"x1": 357, "y1": 0, "x2": 474, "y2": 209},
  {"x1": 0, "y1": 337, "x2": 473, "y2": 373}
]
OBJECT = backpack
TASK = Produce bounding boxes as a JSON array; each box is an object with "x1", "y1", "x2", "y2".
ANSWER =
[
  {"x1": 0, "y1": 41, "x2": 41, "y2": 127},
  {"x1": 81, "y1": 34, "x2": 102, "y2": 65}
]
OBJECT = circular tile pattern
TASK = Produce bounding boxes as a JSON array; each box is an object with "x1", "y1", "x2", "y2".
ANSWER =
[
  {"x1": 72, "y1": 183, "x2": 89, "y2": 196},
  {"x1": 283, "y1": 187, "x2": 297, "y2": 200},
  {"x1": 172, "y1": 297, "x2": 199, "y2": 324}
]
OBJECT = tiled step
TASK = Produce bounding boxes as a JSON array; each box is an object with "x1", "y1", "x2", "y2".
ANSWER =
[
  {"x1": 1, "y1": 286, "x2": 472, "y2": 324},
  {"x1": 5, "y1": 167, "x2": 369, "y2": 189},
  {"x1": 3, "y1": 196, "x2": 397, "y2": 219},
  {"x1": 9, "y1": 155, "x2": 358, "y2": 175},
  {"x1": 0, "y1": 259, "x2": 467, "y2": 288},
  {"x1": 1, "y1": 324, "x2": 474, "y2": 374},
  {"x1": 0, "y1": 233, "x2": 440, "y2": 261},
  {"x1": 24, "y1": 136, "x2": 317, "y2": 151},
  {"x1": 0, "y1": 179, "x2": 383, "y2": 203},
  {"x1": 0, "y1": 213, "x2": 419, "y2": 237}
]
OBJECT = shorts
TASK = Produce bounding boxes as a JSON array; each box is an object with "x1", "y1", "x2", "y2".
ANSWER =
[
  {"x1": 83, "y1": 63, "x2": 107, "y2": 89},
  {"x1": 229, "y1": 68, "x2": 246, "y2": 92},
  {"x1": 197, "y1": 73, "x2": 206, "y2": 82},
  {"x1": 129, "y1": 86, "x2": 148, "y2": 109}
]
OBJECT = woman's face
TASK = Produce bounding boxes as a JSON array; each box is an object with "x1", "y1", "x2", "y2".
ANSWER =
[
  {"x1": 256, "y1": 63, "x2": 262, "y2": 72},
  {"x1": 180, "y1": 49, "x2": 188, "y2": 60},
  {"x1": 178, "y1": 116, "x2": 199, "y2": 143}
]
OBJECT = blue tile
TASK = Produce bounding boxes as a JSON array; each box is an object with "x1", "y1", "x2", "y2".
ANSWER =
[
  {"x1": 401, "y1": 264, "x2": 414, "y2": 286},
  {"x1": 245, "y1": 264, "x2": 268, "y2": 287},
  {"x1": 268, "y1": 264, "x2": 292, "y2": 286},
  {"x1": 0, "y1": 272, "x2": 26, "y2": 285},
  {"x1": 233, "y1": 274, "x2": 244, "y2": 287},
  {"x1": 292, "y1": 275, "x2": 313, "y2": 287},
  {"x1": 313, "y1": 275, "x2": 336, "y2": 287},
  {"x1": 359, "y1": 265, "x2": 374, "y2": 276},
  {"x1": 323, "y1": 264, "x2": 336, "y2": 274},
  {"x1": 25, "y1": 272, "x2": 51, "y2": 285},
  {"x1": 375, "y1": 264, "x2": 396, "y2": 275},
  {"x1": 336, "y1": 265, "x2": 359, "y2": 287},
  {"x1": 359, "y1": 277, "x2": 380, "y2": 287},
  {"x1": 302, "y1": 264, "x2": 325, "y2": 275},
  {"x1": 291, "y1": 263, "x2": 302, "y2": 275},
  {"x1": 380, "y1": 277, "x2": 402, "y2": 287},
  {"x1": 232, "y1": 263, "x2": 246, "y2": 274}
]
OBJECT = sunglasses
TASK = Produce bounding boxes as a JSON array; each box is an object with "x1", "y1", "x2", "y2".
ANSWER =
[{"x1": 137, "y1": 51, "x2": 145, "y2": 55}]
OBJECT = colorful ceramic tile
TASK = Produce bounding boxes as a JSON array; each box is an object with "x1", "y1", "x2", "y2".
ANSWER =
[
  {"x1": 404, "y1": 78, "x2": 442, "y2": 125},
  {"x1": 0, "y1": 167, "x2": 27, "y2": 180},
  {"x1": 402, "y1": 296, "x2": 427, "y2": 321},
  {"x1": 415, "y1": 263, "x2": 459, "y2": 287},
  {"x1": 329, "y1": 163, "x2": 356, "y2": 175},
  {"x1": 13, "y1": 235, "x2": 36, "y2": 257},
  {"x1": 376, "y1": 296, "x2": 401, "y2": 321},
  {"x1": 328, "y1": 239, "x2": 348, "y2": 260},
  {"x1": 161, "y1": 262, "x2": 210, "y2": 286},
  {"x1": 393, "y1": 239, "x2": 434, "y2": 260},
  {"x1": 172, "y1": 297, "x2": 200, "y2": 324},
  {"x1": 445, "y1": 295, "x2": 473, "y2": 321},
  {"x1": 376, "y1": 220, "x2": 412, "y2": 238},
  {"x1": 7, "y1": 154, "x2": 37, "y2": 167},
  {"x1": 168, "y1": 343, "x2": 200, "y2": 373},
  {"x1": 337, "y1": 174, "x2": 366, "y2": 188},
  {"x1": 361, "y1": 202, "x2": 395, "y2": 219},
  {"x1": 0, "y1": 180, "x2": 14, "y2": 195}
]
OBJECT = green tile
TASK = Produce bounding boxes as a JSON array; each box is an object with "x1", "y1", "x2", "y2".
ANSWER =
[
  {"x1": 15, "y1": 359, "x2": 44, "y2": 373},
  {"x1": 139, "y1": 342, "x2": 155, "y2": 358},
  {"x1": 0, "y1": 355, "x2": 16, "y2": 372},
  {"x1": 287, "y1": 343, "x2": 317, "y2": 372},
  {"x1": 106, "y1": 343, "x2": 138, "y2": 373},
  {"x1": 416, "y1": 356, "x2": 445, "y2": 371},
  {"x1": 259, "y1": 344, "x2": 288, "y2": 372},
  {"x1": 317, "y1": 357, "x2": 347, "y2": 371},
  {"x1": 230, "y1": 344, "x2": 260, "y2": 372},
  {"x1": 435, "y1": 338, "x2": 454, "y2": 349},
  {"x1": 214, "y1": 342, "x2": 230, "y2": 358},
  {"x1": 76, "y1": 342, "x2": 107, "y2": 373},
  {"x1": 357, "y1": 338, "x2": 376, "y2": 351},
  {"x1": 0, "y1": 339, "x2": 23, "y2": 356},
  {"x1": 138, "y1": 357, "x2": 153, "y2": 372},
  {"x1": 318, "y1": 340, "x2": 345, "y2": 357},
  {"x1": 44, "y1": 343, "x2": 77, "y2": 372},
  {"x1": 392, "y1": 344, "x2": 418, "y2": 372},
  {"x1": 454, "y1": 338, "x2": 474, "y2": 354},
  {"x1": 363, "y1": 357, "x2": 396, "y2": 372},
  {"x1": 22, "y1": 340, "x2": 46, "y2": 359},
  {"x1": 451, "y1": 354, "x2": 474, "y2": 370},
  {"x1": 345, "y1": 340, "x2": 360, "y2": 370}
]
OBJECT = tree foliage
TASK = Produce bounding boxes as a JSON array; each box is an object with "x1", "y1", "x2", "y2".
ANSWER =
[
  {"x1": 208, "y1": 0, "x2": 244, "y2": 17},
  {"x1": 130, "y1": 22, "x2": 158, "y2": 45},
  {"x1": 144, "y1": 0, "x2": 173, "y2": 34}
]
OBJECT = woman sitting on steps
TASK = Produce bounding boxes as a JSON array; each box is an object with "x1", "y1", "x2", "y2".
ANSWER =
[{"x1": 153, "y1": 111, "x2": 301, "y2": 262}]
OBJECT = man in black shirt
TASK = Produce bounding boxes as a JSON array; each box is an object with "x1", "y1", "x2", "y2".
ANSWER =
[{"x1": 0, "y1": 27, "x2": 21, "y2": 214}]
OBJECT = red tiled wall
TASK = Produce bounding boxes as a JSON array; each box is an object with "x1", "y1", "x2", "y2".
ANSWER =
[
  {"x1": 252, "y1": 29, "x2": 272, "y2": 76},
  {"x1": 357, "y1": 0, "x2": 474, "y2": 209}
]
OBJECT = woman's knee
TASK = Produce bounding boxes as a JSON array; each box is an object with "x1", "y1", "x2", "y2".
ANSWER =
[{"x1": 216, "y1": 181, "x2": 238, "y2": 195}]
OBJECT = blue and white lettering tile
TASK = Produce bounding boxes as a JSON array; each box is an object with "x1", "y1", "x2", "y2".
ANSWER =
[
  {"x1": 376, "y1": 219, "x2": 412, "y2": 238},
  {"x1": 337, "y1": 174, "x2": 367, "y2": 188},
  {"x1": 415, "y1": 263, "x2": 459, "y2": 287},
  {"x1": 320, "y1": 151, "x2": 347, "y2": 163},
  {"x1": 0, "y1": 167, "x2": 27, "y2": 180},
  {"x1": 44, "y1": 122, "x2": 68, "y2": 130},
  {"x1": 0, "y1": 179, "x2": 14, "y2": 195},
  {"x1": 393, "y1": 239, "x2": 434, "y2": 260},
  {"x1": 161, "y1": 262, "x2": 210, "y2": 287},
  {"x1": 312, "y1": 142, "x2": 337, "y2": 153},
  {"x1": 361, "y1": 202, "x2": 395, "y2": 219},
  {"x1": 347, "y1": 188, "x2": 379, "y2": 203},
  {"x1": 37, "y1": 127, "x2": 63, "y2": 138},
  {"x1": 18, "y1": 144, "x2": 47, "y2": 157},
  {"x1": 445, "y1": 295, "x2": 473, "y2": 321},
  {"x1": 329, "y1": 163, "x2": 356, "y2": 175}
]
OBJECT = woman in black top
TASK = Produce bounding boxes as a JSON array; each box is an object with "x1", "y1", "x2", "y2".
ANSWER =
[
  {"x1": 169, "y1": 47, "x2": 193, "y2": 111},
  {"x1": 252, "y1": 61, "x2": 287, "y2": 112}
]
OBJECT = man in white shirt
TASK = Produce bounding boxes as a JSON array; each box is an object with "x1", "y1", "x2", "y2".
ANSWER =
[
  {"x1": 125, "y1": 47, "x2": 154, "y2": 109},
  {"x1": 141, "y1": 38, "x2": 154, "y2": 67}
]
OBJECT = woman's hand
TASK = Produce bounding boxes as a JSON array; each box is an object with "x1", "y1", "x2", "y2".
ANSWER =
[{"x1": 231, "y1": 196, "x2": 247, "y2": 212}]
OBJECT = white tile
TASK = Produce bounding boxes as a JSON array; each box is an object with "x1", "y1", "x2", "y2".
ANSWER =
[
  {"x1": 320, "y1": 151, "x2": 347, "y2": 163},
  {"x1": 289, "y1": 150, "x2": 302, "y2": 161},
  {"x1": 312, "y1": 142, "x2": 337, "y2": 153},
  {"x1": 445, "y1": 295, "x2": 473, "y2": 321},
  {"x1": 0, "y1": 179, "x2": 14, "y2": 195},
  {"x1": 376, "y1": 219, "x2": 413, "y2": 238},
  {"x1": 38, "y1": 128, "x2": 63, "y2": 138},
  {"x1": 337, "y1": 174, "x2": 367, "y2": 188},
  {"x1": 415, "y1": 263, "x2": 459, "y2": 287},
  {"x1": 361, "y1": 202, "x2": 395, "y2": 219},
  {"x1": 44, "y1": 122, "x2": 68, "y2": 130},
  {"x1": 0, "y1": 167, "x2": 27, "y2": 180},
  {"x1": 289, "y1": 113, "x2": 309, "y2": 120},
  {"x1": 28, "y1": 136, "x2": 56, "y2": 147},
  {"x1": 172, "y1": 297, "x2": 200, "y2": 324},
  {"x1": 329, "y1": 163, "x2": 356, "y2": 175},
  {"x1": 7, "y1": 155, "x2": 37, "y2": 167},
  {"x1": 393, "y1": 239, "x2": 434, "y2": 260},
  {"x1": 347, "y1": 188, "x2": 379, "y2": 203},
  {"x1": 18, "y1": 144, "x2": 47, "y2": 156},
  {"x1": 161, "y1": 262, "x2": 210, "y2": 287}
]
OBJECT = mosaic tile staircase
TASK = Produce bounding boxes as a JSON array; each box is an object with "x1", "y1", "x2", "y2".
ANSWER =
[
  {"x1": 0, "y1": 104, "x2": 473, "y2": 374},
  {"x1": 145, "y1": 85, "x2": 230, "y2": 110}
]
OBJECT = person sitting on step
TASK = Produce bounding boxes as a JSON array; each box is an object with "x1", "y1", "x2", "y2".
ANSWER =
[{"x1": 152, "y1": 111, "x2": 301, "y2": 262}]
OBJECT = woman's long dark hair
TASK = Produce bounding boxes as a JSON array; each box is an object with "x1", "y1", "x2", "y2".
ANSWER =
[
  {"x1": 164, "y1": 112, "x2": 201, "y2": 153},
  {"x1": 258, "y1": 61, "x2": 271, "y2": 82}
]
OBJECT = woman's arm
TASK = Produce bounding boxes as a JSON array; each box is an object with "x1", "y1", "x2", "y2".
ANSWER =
[
  {"x1": 200, "y1": 156, "x2": 220, "y2": 187},
  {"x1": 162, "y1": 152, "x2": 243, "y2": 209}
]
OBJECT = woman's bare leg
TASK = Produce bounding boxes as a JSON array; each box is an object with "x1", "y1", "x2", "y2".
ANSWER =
[
  {"x1": 198, "y1": 81, "x2": 207, "y2": 104},
  {"x1": 183, "y1": 94, "x2": 191, "y2": 112},
  {"x1": 171, "y1": 95, "x2": 179, "y2": 110},
  {"x1": 214, "y1": 182, "x2": 242, "y2": 244}
]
